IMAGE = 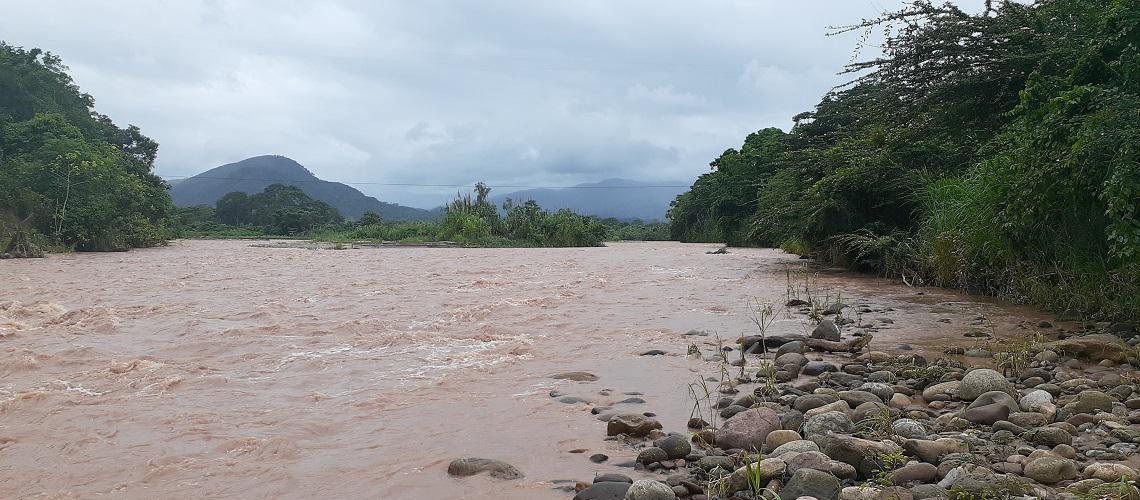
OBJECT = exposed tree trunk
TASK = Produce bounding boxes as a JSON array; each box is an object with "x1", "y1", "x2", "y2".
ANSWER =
[{"x1": 804, "y1": 335, "x2": 873, "y2": 353}]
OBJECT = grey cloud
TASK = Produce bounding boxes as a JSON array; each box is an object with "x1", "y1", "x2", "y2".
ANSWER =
[{"x1": 2, "y1": 0, "x2": 988, "y2": 208}]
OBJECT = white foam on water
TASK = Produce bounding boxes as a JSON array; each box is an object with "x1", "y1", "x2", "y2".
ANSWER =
[{"x1": 52, "y1": 380, "x2": 105, "y2": 397}]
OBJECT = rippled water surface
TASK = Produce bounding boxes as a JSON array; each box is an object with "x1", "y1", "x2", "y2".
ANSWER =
[{"x1": 0, "y1": 240, "x2": 1051, "y2": 499}]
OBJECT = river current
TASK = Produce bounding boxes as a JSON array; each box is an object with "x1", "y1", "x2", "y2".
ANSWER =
[{"x1": 0, "y1": 240, "x2": 1051, "y2": 499}]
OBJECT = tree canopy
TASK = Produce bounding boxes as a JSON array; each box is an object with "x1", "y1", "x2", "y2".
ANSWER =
[
  {"x1": 668, "y1": 0, "x2": 1140, "y2": 318},
  {"x1": 0, "y1": 43, "x2": 172, "y2": 251},
  {"x1": 211, "y1": 184, "x2": 344, "y2": 235}
]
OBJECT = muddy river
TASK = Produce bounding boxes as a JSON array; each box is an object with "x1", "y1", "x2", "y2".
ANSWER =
[{"x1": 0, "y1": 240, "x2": 1053, "y2": 499}]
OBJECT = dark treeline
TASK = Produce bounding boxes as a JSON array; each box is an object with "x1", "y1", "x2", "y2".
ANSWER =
[
  {"x1": 0, "y1": 43, "x2": 173, "y2": 254},
  {"x1": 669, "y1": 0, "x2": 1140, "y2": 319},
  {"x1": 174, "y1": 184, "x2": 343, "y2": 236}
]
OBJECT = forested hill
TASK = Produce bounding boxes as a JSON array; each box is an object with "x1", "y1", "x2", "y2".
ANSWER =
[
  {"x1": 0, "y1": 43, "x2": 173, "y2": 253},
  {"x1": 491, "y1": 178, "x2": 687, "y2": 221},
  {"x1": 169, "y1": 155, "x2": 435, "y2": 221},
  {"x1": 668, "y1": 0, "x2": 1140, "y2": 319}
]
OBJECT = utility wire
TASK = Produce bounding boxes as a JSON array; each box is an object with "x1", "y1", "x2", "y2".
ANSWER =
[{"x1": 161, "y1": 174, "x2": 691, "y2": 190}]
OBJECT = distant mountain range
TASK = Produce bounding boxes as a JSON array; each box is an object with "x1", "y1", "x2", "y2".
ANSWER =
[
  {"x1": 168, "y1": 155, "x2": 435, "y2": 221},
  {"x1": 492, "y1": 178, "x2": 687, "y2": 221}
]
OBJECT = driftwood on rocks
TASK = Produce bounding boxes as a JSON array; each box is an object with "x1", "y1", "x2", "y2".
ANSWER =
[{"x1": 804, "y1": 335, "x2": 873, "y2": 354}]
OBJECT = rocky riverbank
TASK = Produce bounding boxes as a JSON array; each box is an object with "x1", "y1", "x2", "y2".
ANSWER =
[{"x1": 451, "y1": 300, "x2": 1140, "y2": 500}]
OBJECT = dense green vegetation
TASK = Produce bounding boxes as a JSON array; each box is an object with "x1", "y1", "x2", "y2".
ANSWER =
[
  {"x1": 176, "y1": 184, "x2": 343, "y2": 236},
  {"x1": 177, "y1": 183, "x2": 665, "y2": 246},
  {"x1": 669, "y1": 0, "x2": 1140, "y2": 319},
  {"x1": 0, "y1": 43, "x2": 173, "y2": 253}
]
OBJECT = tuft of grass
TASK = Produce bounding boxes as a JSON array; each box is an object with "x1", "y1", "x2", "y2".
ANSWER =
[
  {"x1": 862, "y1": 449, "x2": 907, "y2": 489},
  {"x1": 779, "y1": 237, "x2": 810, "y2": 256},
  {"x1": 1080, "y1": 478, "x2": 1140, "y2": 500},
  {"x1": 857, "y1": 406, "x2": 895, "y2": 439},
  {"x1": 991, "y1": 332, "x2": 1046, "y2": 376}
]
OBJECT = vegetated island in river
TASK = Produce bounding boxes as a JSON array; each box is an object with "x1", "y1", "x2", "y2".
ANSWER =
[{"x1": 173, "y1": 181, "x2": 670, "y2": 248}]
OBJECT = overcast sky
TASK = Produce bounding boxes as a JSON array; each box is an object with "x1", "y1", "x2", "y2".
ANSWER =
[{"x1": 3, "y1": 1, "x2": 985, "y2": 208}]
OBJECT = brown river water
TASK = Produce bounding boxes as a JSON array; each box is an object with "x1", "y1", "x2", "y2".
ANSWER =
[{"x1": 0, "y1": 240, "x2": 1055, "y2": 499}]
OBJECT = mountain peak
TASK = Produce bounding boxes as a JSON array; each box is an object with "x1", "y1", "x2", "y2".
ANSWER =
[
  {"x1": 169, "y1": 155, "x2": 435, "y2": 221},
  {"x1": 492, "y1": 178, "x2": 687, "y2": 221}
]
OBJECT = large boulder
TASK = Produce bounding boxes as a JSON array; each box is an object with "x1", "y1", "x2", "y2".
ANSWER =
[
  {"x1": 921, "y1": 381, "x2": 959, "y2": 401},
  {"x1": 551, "y1": 371, "x2": 599, "y2": 382},
  {"x1": 1024, "y1": 426, "x2": 1073, "y2": 447},
  {"x1": 771, "y1": 439, "x2": 821, "y2": 457},
  {"x1": 1019, "y1": 390, "x2": 1054, "y2": 413},
  {"x1": 812, "y1": 319, "x2": 841, "y2": 341},
  {"x1": 723, "y1": 459, "x2": 787, "y2": 496},
  {"x1": 607, "y1": 414, "x2": 662, "y2": 437},
  {"x1": 959, "y1": 369, "x2": 1014, "y2": 401},
  {"x1": 857, "y1": 383, "x2": 895, "y2": 403},
  {"x1": 636, "y1": 447, "x2": 668, "y2": 465},
  {"x1": 794, "y1": 394, "x2": 840, "y2": 413},
  {"x1": 716, "y1": 408, "x2": 781, "y2": 451},
  {"x1": 967, "y1": 391, "x2": 1020, "y2": 414},
  {"x1": 839, "y1": 390, "x2": 883, "y2": 408},
  {"x1": 654, "y1": 435, "x2": 691, "y2": 460},
  {"x1": 780, "y1": 468, "x2": 842, "y2": 500},
  {"x1": 1063, "y1": 390, "x2": 1114, "y2": 415},
  {"x1": 1023, "y1": 456, "x2": 1078, "y2": 485},
  {"x1": 963, "y1": 402, "x2": 1010, "y2": 425},
  {"x1": 765, "y1": 429, "x2": 802, "y2": 452},
  {"x1": 624, "y1": 480, "x2": 676, "y2": 500},
  {"x1": 803, "y1": 411, "x2": 855, "y2": 439},
  {"x1": 937, "y1": 465, "x2": 1029, "y2": 498},
  {"x1": 891, "y1": 419, "x2": 929, "y2": 440},
  {"x1": 839, "y1": 486, "x2": 914, "y2": 500},
  {"x1": 1084, "y1": 463, "x2": 1140, "y2": 482},
  {"x1": 575, "y1": 482, "x2": 631, "y2": 500},
  {"x1": 1044, "y1": 334, "x2": 1131, "y2": 362},
  {"x1": 783, "y1": 450, "x2": 858, "y2": 479},
  {"x1": 446, "y1": 458, "x2": 524, "y2": 479},
  {"x1": 776, "y1": 352, "x2": 809, "y2": 368},
  {"x1": 776, "y1": 340, "x2": 807, "y2": 358},
  {"x1": 902, "y1": 438, "x2": 968, "y2": 464},
  {"x1": 819, "y1": 434, "x2": 904, "y2": 478},
  {"x1": 803, "y1": 361, "x2": 839, "y2": 376},
  {"x1": 909, "y1": 484, "x2": 949, "y2": 500},
  {"x1": 888, "y1": 462, "x2": 938, "y2": 484},
  {"x1": 805, "y1": 399, "x2": 852, "y2": 418}
]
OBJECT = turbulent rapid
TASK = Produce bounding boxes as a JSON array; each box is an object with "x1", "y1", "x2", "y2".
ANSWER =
[{"x1": 0, "y1": 240, "x2": 1052, "y2": 499}]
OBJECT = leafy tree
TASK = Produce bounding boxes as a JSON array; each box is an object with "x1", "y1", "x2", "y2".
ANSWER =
[
  {"x1": 358, "y1": 211, "x2": 383, "y2": 226},
  {"x1": 0, "y1": 43, "x2": 172, "y2": 251},
  {"x1": 210, "y1": 184, "x2": 343, "y2": 235},
  {"x1": 668, "y1": 0, "x2": 1140, "y2": 318},
  {"x1": 215, "y1": 192, "x2": 251, "y2": 226}
]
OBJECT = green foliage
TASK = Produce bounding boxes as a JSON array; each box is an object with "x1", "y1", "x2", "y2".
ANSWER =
[
  {"x1": 439, "y1": 211, "x2": 493, "y2": 244},
  {"x1": 357, "y1": 211, "x2": 383, "y2": 226},
  {"x1": 863, "y1": 449, "x2": 907, "y2": 488},
  {"x1": 206, "y1": 184, "x2": 343, "y2": 235},
  {"x1": 668, "y1": 0, "x2": 1140, "y2": 319},
  {"x1": 599, "y1": 219, "x2": 671, "y2": 241},
  {"x1": 0, "y1": 43, "x2": 174, "y2": 252},
  {"x1": 221, "y1": 183, "x2": 609, "y2": 247}
]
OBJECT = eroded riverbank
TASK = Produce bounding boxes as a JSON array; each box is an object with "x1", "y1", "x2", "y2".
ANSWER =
[{"x1": 0, "y1": 240, "x2": 1075, "y2": 498}]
